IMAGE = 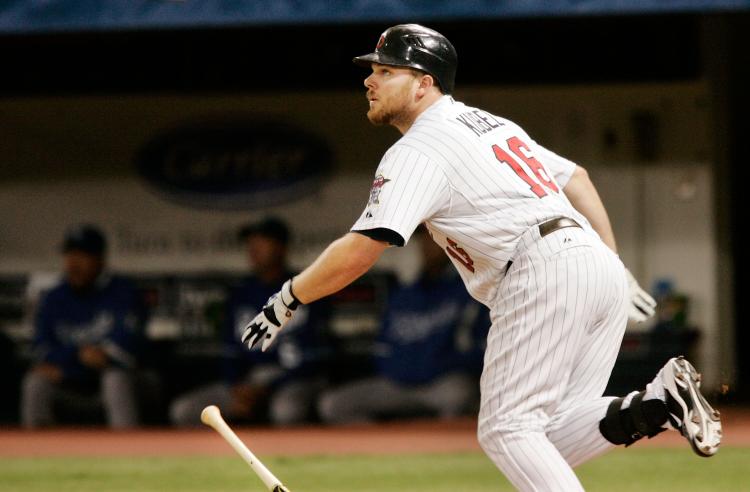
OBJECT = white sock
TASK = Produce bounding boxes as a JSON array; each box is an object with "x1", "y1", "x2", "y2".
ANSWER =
[
  {"x1": 645, "y1": 367, "x2": 667, "y2": 402},
  {"x1": 646, "y1": 367, "x2": 672, "y2": 429},
  {"x1": 620, "y1": 367, "x2": 666, "y2": 410}
]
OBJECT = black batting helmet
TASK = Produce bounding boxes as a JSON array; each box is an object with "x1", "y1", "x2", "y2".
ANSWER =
[{"x1": 353, "y1": 24, "x2": 457, "y2": 94}]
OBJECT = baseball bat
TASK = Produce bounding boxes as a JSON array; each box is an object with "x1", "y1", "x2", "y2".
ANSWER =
[{"x1": 200, "y1": 405, "x2": 290, "y2": 492}]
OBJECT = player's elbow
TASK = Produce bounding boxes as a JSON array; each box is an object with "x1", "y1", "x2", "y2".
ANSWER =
[
  {"x1": 564, "y1": 165, "x2": 593, "y2": 197},
  {"x1": 338, "y1": 232, "x2": 387, "y2": 275},
  {"x1": 572, "y1": 164, "x2": 590, "y2": 181}
]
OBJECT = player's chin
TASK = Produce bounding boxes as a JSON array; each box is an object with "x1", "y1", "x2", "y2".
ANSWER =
[{"x1": 367, "y1": 108, "x2": 389, "y2": 126}]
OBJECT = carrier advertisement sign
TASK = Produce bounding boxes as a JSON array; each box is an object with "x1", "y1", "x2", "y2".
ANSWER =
[{"x1": 136, "y1": 119, "x2": 332, "y2": 210}]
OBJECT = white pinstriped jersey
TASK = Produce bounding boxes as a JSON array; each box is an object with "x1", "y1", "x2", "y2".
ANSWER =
[{"x1": 352, "y1": 95, "x2": 595, "y2": 305}]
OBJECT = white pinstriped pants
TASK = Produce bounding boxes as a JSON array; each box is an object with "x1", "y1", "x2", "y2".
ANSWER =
[{"x1": 478, "y1": 226, "x2": 629, "y2": 491}]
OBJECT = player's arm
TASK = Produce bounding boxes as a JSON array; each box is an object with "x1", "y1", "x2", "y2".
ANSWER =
[
  {"x1": 293, "y1": 232, "x2": 389, "y2": 303},
  {"x1": 241, "y1": 232, "x2": 389, "y2": 351},
  {"x1": 562, "y1": 165, "x2": 617, "y2": 253}
]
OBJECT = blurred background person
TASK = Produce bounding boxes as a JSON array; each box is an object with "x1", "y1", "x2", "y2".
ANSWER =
[
  {"x1": 169, "y1": 217, "x2": 331, "y2": 426},
  {"x1": 318, "y1": 226, "x2": 489, "y2": 424},
  {"x1": 20, "y1": 224, "x2": 145, "y2": 428}
]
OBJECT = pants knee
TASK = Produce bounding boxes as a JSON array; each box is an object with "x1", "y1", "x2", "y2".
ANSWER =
[
  {"x1": 317, "y1": 391, "x2": 359, "y2": 424},
  {"x1": 316, "y1": 392, "x2": 337, "y2": 423},
  {"x1": 477, "y1": 426, "x2": 522, "y2": 474},
  {"x1": 170, "y1": 397, "x2": 200, "y2": 427},
  {"x1": 477, "y1": 423, "x2": 539, "y2": 460},
  {"x1": 22, "y1": 371, "x2": 54, "y2": 396},
  {"x1": 477, "y1": 424, "x2": 509, "y2": 459},
  {"x1": 478, "y1": 426, "x2": 505, "y2": 457},
  {"x1": 101, "y1": 369, "x2": 135, "y2": 403},
  {"x1": 270, "y1": 397, "x2": 308, "y2": 426}
]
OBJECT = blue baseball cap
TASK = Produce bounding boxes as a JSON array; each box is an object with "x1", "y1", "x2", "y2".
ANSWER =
[
  {"x1": 61, "y1": 224, "x2": 107, "y2": 255},
  {"x1": 238, "y1": 217, "x2": 290, "y2": 245}
]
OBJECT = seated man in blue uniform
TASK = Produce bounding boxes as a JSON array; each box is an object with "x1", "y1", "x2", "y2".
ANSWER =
[
  {"x1": 170, "y1": 217, "x2": 330, "y2": 426},
  {"x1": 21, "y1": 224, "x2": 144, "y2": 428},
  {"x1": 318, "y1": 227, "x2": 488, "y2": 423}
]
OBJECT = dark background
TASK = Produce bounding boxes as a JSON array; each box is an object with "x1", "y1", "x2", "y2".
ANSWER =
[{"x1": 0, "y1": 16, "x2": 704, "y2": 95}]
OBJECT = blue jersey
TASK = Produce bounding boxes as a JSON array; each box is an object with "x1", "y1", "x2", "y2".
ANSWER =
[
  {"x1": 221, "y1": 273, "x2": 330, "y2": 385},
  {"x1": 375, "y1": 266, "x2": 489, "y2": 385},
  {"x1": 32, "y1": 275, "x2": 144, "y2": 381}
]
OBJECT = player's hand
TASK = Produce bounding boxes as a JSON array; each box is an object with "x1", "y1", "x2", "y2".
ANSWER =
[
  {"x1": 625, "y1": 268, "x2": 657, "y2": 322},
  {"x1": 229, "y1": 383, "x2": 268, "y2": 418},
  {"x1": 79, "y1": 345, "x2": 109, "y2": 370},
  {"x1": 33, "y1": 363, "x2": 63, "y2": 383},
  {"x1": 241, "y1": 279, "x2": 300, "y2": 351}
]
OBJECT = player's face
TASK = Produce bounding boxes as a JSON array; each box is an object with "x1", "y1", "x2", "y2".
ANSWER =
[
  {"x1": 364, "y1": 64, "x2": 420, "y2": 126},
  {"x1": 246, "y1": 235, "x2": 286, "y2": 274},
  {"x1": 63, "y1": 251, "x2": 104, "y2": 290}
]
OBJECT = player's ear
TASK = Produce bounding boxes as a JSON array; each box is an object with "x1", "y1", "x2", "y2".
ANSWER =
[
  {"x1": 415, "y1": 73, "x2": 436, "y2": 99},
  {"x1": 419, "y1": 73, "x2": 435, "y2": 91}
]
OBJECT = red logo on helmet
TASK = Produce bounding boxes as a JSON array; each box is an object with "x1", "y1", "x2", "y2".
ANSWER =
[{"x1": 376, "y1": 35, "x2": 385, "y2": 50}]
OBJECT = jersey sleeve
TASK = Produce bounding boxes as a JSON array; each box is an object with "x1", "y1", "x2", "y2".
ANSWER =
[
  {"x1": 351, "y1": 145, "x2": 450, "y2": 246},
  {"x1": 531, "y1": 141, "x2": 579, "y2": 188}
]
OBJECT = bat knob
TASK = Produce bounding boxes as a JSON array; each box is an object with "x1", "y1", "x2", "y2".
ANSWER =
[{"x1": 200, "y1": 405, "x2": 222, "y2": 427}]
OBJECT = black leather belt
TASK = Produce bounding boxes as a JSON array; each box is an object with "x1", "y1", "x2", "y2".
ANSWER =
[{"x1": 538, "y1": 217, "x2": 582, "y2": 238}]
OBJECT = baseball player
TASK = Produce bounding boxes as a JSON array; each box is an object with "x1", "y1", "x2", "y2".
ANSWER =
[
  {"x1": 21, "y1": 224, "x2": 144, "y2": 428},
  {"x1": 242, "y1": 24, "x2": 722, "y2": 490}
]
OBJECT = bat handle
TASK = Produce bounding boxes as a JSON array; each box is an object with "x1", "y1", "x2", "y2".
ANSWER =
[{"x1": 201, "y1": 405, "x2": 290, "y2": 491}]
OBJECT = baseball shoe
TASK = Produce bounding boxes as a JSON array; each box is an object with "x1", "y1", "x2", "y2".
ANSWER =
[{"x1": 661, "y1": 356, "x2": 722, "y2": 457}]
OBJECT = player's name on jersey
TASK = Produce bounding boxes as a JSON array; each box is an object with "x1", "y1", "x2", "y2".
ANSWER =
[{"x1": 454, "y1": 109, "x2": 505, "y2": 137}]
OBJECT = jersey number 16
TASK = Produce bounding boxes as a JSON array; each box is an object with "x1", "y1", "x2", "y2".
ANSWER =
[{"x1": 492, "y1": 136, "x2": 559, "y2": 198}]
